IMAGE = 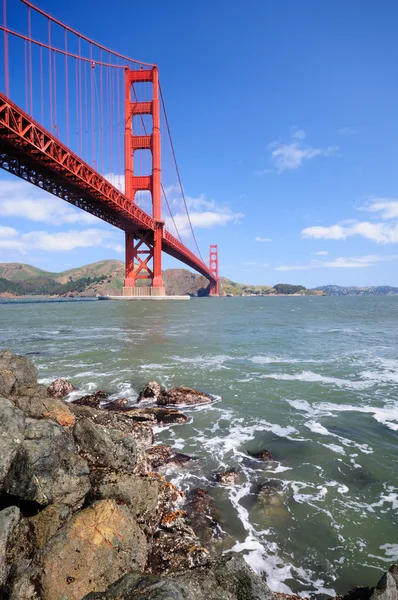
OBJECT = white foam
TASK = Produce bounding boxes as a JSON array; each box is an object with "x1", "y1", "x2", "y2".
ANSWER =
[
  {"x1": 171, "y1": 354, "x2": 232, "y2": 370},
  {"x1": 380, "y1": 543, "x2": 398, "y2": 561},
  {"x1": 262, "y1": 371, "x2": 371, "y2": 390}
]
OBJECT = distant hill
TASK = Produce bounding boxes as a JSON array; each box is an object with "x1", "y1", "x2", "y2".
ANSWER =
[
  {"x1": 0, "y1": 261, "x2": 329, "y2": 297},
  {"x1": 314, "y1": 285, "x2": 398, "y2": 296}
]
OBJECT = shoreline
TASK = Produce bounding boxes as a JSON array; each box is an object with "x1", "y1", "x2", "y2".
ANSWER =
[{"x1": 0, "y1": 349, "x2": 394, "y2": 600}]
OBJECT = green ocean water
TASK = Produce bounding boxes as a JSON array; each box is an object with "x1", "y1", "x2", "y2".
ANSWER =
[{"x1": 1, "y1": 295, "x2": 397, "y2": 597}]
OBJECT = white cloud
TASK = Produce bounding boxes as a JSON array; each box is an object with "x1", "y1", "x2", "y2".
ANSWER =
[
  {"x1": 0, "y1": 178, "x2": 100, "y2": 225},
  {"x1": 361, "y1": 198, "x2": 398, "y2": 220},
  {"x1": 338, "y1": 127, "x2": 356, "y2": 135},
  {"x1": 255, "y1": 236, "x2": 272, "y2": 242},
  {"x1": 0, "y1": 228, "x2": 123, "y2": 254},
  {"x1": 314, "y1": 250, "x2": 329, "y2": 255},
  {"x1": 163, "y1": 186, "x2": 243, "y2": 238},
  {"x1": 302, "y1": 221, "x2": 398, "y2": 244},
  {"x1": 275, "y1": 254, "x2": 398, "y2": 271},
  {"x1": 268, "y1": 129, "x2": 338, "y2": 174}
]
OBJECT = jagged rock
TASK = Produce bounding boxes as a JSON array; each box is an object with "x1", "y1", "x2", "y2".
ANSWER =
[
  {"x1": 4, "y1": 418, "x2": 90, "y2": 508},
  {"x1": 108, "y1": 406, "x2": 190, "y2": 426},
  {"x1": 102, "y1": 397, "x2": 129, "y2": 411},
  {"x1": 138, "y1": 381, "x2": 163, "y2": 403},
  {"x1": 0, "y1": 506, "x2": 33, "y2": 589},
  {"x1": 12, "y1": 393, "x2": 75, "y2": 427},
  {"x1": 146, "y1": 445, "x2": 194, "y2": 470},
  {"x1": 88, "y1": 471, "x2": 159, "y2": 525},
  {"x1": 37, "y1": 499, "x2": 148, "y2": 600},
  {"x1": 29, "y1": 503, "x2": 71, "y2": 549},
  {"x1": 73, "y1": 417, "x2": 141, "y2": 473},
  {"x1": 81, "y1": 553, "x2": 277, "y2": 600},
  {"x1": 47, "y1": 378, "x2": 75, "y2": 399},
  {"x1": 0, "y1": 397, "x2": 26, "y2": 488},
  {"x1": 69, "y1": 403, "x2": 154, "y2": 449},
  {"x1": 369, "y1": 565, "x2": 398, "y2": 600},
  {"x1": 185, "y1": 488, "x2": 223, "y2": 547},
  {"x1": 72, "y1": 391, "x2": 108, "y2": 409},
  {"x1": 215, "y1": 470, "x2": 242, "y2": 485},
  {"x1": 0, "y1": 350, "x2": 37, "y2": 396},
  {"x1": 148, "y1": 530, "x2": 210, "y2": 575},
  {"x1": 157, "y1": 386, "x2": 212, "y2": 406},
  {"x1": 248, "y1": 449, "x2": 275, "y2": 461}
]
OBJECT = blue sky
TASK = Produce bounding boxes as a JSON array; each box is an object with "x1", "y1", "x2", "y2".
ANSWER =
[{"x1": 1, "y1": 0, "x2": 398, "y2": 287}]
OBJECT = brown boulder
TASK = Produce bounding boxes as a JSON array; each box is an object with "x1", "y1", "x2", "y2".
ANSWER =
[
  {"x1": 157, "y1": 387, "x2": 212, "y2": 406},
  {"x1": 47, "y1": 378, "x2": 75, "y2": 399},
  {"x1": 138, "y1": 381, "x2": 163, "y2": 403},
  {"x1": 29, "y1": 503, "x2": 71, "y2": 550},
  {"x1": 72, "y1": 391, "x2": 108, "y2": 409},
  {"x1": 185, "y1": 488, "x2": 223, "y2": 548},
  {"x1": 102, "y1": 397, "x2": 129, "y2": 411},
  {"x1": 214, "y1": 470, "x2": 242, "y2": 485},
  {"x1": 148, "y1": 531, "x2": 210, "y2": 575},
  {"x1": 146, "y1": 445, "x2": 194, "y2": 470},
  {"x1": 248, "y1": 449, "x2": 275, "y2": 461},
  {"x1": 39, "y1": 499, "x2": 148, "y2": 600}
]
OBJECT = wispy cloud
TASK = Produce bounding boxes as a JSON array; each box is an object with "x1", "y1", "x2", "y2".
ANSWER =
[
  {"x1": 163, "y1": 186, "x2": 243, "y2": 238},
  {"x1": 338, "y1": 127, "x2": 357, "y2": 135},
  {"x1": 302, "y1": 221, "x2": 398, "y2": 244},
  {"x1": 0, "y1": 179, "x2": 100, "y2": 225},
  {"x1": 268, "y1": 129, "x2": 338, "y2": 174},
  {"x1": 255, "y1": 236, "x2": 272, "y2": 242},
  {"x1": 0, "y1": 227, "x2": 123, "y2": 254},
  {"x1": 314, "y1": 250, "x2": 329, "y2": 255},
  {"x1": 275, "y1": 254, "x2": 398, "y2": 271},
  {"x1": 361, "y1": 198, "x2": 398, "y2": 220}
]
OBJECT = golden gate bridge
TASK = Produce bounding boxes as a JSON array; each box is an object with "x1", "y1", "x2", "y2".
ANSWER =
[{"x1": 0, "y1": 0, "x2": 219, "y2": 296}]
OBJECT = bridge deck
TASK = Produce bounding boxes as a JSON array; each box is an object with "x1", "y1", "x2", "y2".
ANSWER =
[{"x1": 0, "y1": 93, "x2": 215, "y2": 284}]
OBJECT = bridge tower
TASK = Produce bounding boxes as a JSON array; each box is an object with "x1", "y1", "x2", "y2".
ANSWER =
[
  {"x1": 123, "y1": 66, "x2": 165, "y2": 296},
  {"x1": 209, "y1": 244, "x2": 219, "y2": 296}
]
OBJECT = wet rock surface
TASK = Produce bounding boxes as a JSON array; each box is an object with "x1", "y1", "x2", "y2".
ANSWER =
[
  {"x1": 0, "y1": 350, "x2": 38, "y2": 397},
  {"x1": 256, "y1": 480, "x2": 285, "y2": 508},
  {"x1": 82, "y1": 553, "x2": 277, "y2": 600},
  {"x1": 72, "y1": 391, "x2": 108, "y2": 409},
  {"x1": 248, "y1": 448, "x2": 275, "y2": 461},
  {"x1": 185, "y1": 488, "x2": 223, "y2": 548},
  {"x1": 215, "y1": 470, "x2": 242, "y2": 485},
  {"x1": 138, "y1": 380, "x2": 163, "y2": 403},
  {"x1": 146, "y1": 445, "x2": 195, "y2": 470},
  {"x1": 47, "y1": 378, "x2": 75, "y2": 399},
  {"x1": 157, "y1": 386, "x2": 212, "y2": 406}
]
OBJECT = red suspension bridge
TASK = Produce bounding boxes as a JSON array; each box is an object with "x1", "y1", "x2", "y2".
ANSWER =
[{"x1": 0, "y1": 0, "x2": 219, "y2": 296}]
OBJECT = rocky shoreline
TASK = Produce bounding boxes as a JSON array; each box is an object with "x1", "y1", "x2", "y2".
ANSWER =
[{"x1": 0, "y1": 349, "x2": 396, "y2": 600}]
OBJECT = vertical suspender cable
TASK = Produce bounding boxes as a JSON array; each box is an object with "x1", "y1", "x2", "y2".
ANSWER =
[
  {"x1": 78, "y1": 37, "x2": 82, "y2": 157},
  {"x1": 53, "y1": 50, "x2": 57, "y2": 135},
  {"x1": 3, "y1": 0, "x2": 9, "y2": 97},
  {"x1": 24, "y1": 40, "x2": 28, "y2": 111},
  {"x1": 90, "y1": 43, "x2": 95, "y2": 167},
  {"x1": 48, "y1": 18, "x2": 52, "y2": 128},
  {"x1": 64, "y1": 29, "x2": 69, "y2": 146},
  {"x1": 40, "y1": 46, "x2": 44, "y2": 125},
  {"x1": 27, "y1": 6, "x2": 33, "y2": 115},
  {"x1": 100, "y1": 49, "x2": 104, "y2": 174},
  {"x1": 117, "y1": 57, "x2": 121, "y2": 189},
  {"x1": 109, "y1": 53, "x2": 113, "y2": 176}
]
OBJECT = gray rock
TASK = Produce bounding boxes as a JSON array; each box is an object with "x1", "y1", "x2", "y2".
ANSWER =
[
  {"x1": 0, "y1": 350, "x2": 37, "y2": 396},
  {"x1": 73, "y1": 417, "x2": 140, "y2": 473},
  {"x1": 12, "y1": 392, "x2": 75, "y2": 427},
  {"x1": 0, "y1": 506, "x2": 33, "y2": 591},
  {"x1": 369, "y1": 565, "x2": 398, "y2": 600},
  {"x1": 81, "y1": 553, "x2": 277, "y2": 600},
  {"x1": 88, "y1": 471, "x2": 160, "y2": 526},
  {"x1": 69, "y1": 403, "x2": 154, "y2": 449},
  {"x1": 157, "y1": 387, "x2": 212, "y2": 406},
  {"x1": 0, "y1": 397, "x2": 25, "y2": 489},
  {"x1": 4, "y1": 418, "x2": 90, "y2": 508},
  {"x1": 29, "y1": 503, "x2": 71, "y2": 549},
  {"x1": 47, "y1": 378, "x2": 75, "y2": 399}
]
